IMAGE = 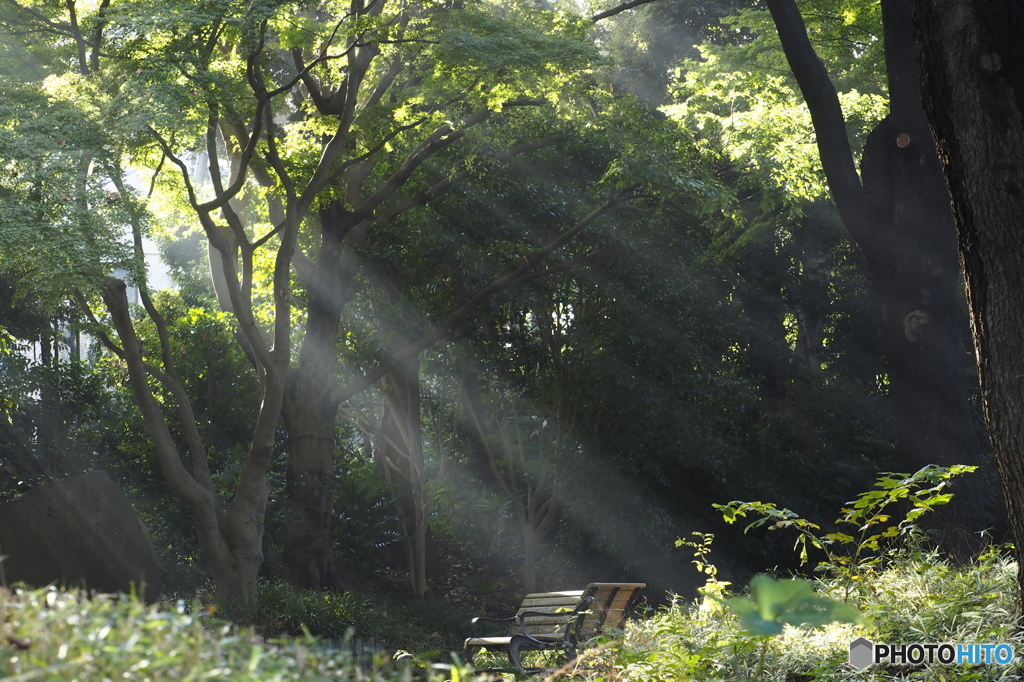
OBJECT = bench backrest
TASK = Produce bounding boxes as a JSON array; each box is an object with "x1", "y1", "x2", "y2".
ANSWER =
[
  {"x1": 577, "y1": 582, "x2": 646, "y2": 637},
  {"x1": 508, "y1": 590, "x2": 586, "y2": 638},
  {"x1": 506, "y1": 582, "x2": 646, "y2": 641}
]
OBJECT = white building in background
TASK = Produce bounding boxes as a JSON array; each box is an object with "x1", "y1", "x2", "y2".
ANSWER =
[{"x1": 111, "y1": 237, "x2": 175, "y2": 305}]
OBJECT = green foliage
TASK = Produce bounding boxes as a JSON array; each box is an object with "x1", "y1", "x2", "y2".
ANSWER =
[
  {"x1": 0, "y1": 82, "x2": 134, "y2": 307},
  {"x1": 253, "y1": 580, "x2": 367, "y2": 641},
  {"x1": 429, "y1": 4, "x2": 595, "y2": 105},
  {"x1": 0, "y1": 586, "x2": 479, "y2": 680},
  {"x1": 0, "y1": 0, "x2": 934, "y2": 620},
  {"x1": 359, "y1": 590, "x2": 482, "y2": 655},
  {"x1": 721, "y1": 574, "x2": 861, "y2": 638},
  {"x1": 665, "y1": 0, "x2": 888, "y2": 261},
  {"x1": 673, "y1": 534, "x2": 859, "y2": 681},
  {"x1": 331, "y1": 465, "x2": 403, "y2": 572},
  {"x1": 677, "y1": 532, "x2": 732, "y2": 600},
  {"x1": 581, "y1": 545, "x2": 1019, "y2": 682},
  {"x1": 721, "y1": 575, "x2": 860, "y2": 681},
  {"x1": 715, "y1": 465, "x2": 978, "y2": 597},
  {"x1": 0, "y1": 343, "x2": 121, "y2": 500},
  {"x1": 694, "y1": 1, "x2": 886, "y2": 96},
  {"x1": 666, "y1": 52, "x2": 886, "y2": 226}
]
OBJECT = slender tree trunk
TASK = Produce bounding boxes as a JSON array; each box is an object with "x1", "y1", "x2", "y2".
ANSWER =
[
  {"x1": 375, "y1": 354, "x2": 430, "y2": 597},
  {"x1": 733, "y1": 244, "x2": 791, "y2": 396},
  {"x1": 460, "y1": 368, "x2": 560, "y2": 594},
  {"x1": 521, "y1": 526, "x2": 539, "y2": 593},
  {"x1": 907, "y1": 0, "x2": 1024, "y2": 590},
  {"x1": 102, "y1": 277, "x2": 276, "y2": 615}
]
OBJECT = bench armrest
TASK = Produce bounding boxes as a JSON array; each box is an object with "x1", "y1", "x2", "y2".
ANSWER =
[{"x1": 470, "y1": 614, "x2": 516, "y2": 637}]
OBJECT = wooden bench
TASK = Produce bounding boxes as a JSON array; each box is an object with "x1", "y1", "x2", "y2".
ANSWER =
[{"x1": 464, "y1": 582, "x2": 646, "y2": 675}]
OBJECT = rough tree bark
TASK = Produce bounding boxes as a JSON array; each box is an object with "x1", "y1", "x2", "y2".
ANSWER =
[
  {"x1": 280, "y1": 201, "x2": 358, "y2": 589},
  {"x1": 766, "y1": 0, "x2": 992, "y2": 557},
  {"x1": 906, "y1": 0, "x2": 1024, "y2": 589},
  {"x1": 375, "y1": 354, "x2": 431, "y2": 598}
]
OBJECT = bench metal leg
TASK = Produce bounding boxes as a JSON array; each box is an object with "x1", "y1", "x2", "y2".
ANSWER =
[{"x1": 509, "y1": 637, "x2": 527, "y2": 674}]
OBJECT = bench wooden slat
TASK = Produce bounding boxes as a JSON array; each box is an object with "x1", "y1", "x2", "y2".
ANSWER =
[{"x1": 521, "y1": 596, "x2": 580, "y2": 602}]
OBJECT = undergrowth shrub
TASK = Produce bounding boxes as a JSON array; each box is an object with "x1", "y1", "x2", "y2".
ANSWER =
[
  {"x1": 360, "y1": 590, "x2": 480, "y2": 655},
  {"x1": 0, "y1": 585, "x2": 480, "y2": 680},
  {"x1": 715, "y1": 465, "x2": 977, "y2": 602},
  {"x1": 569, "y1": 469, "x2": 1020, "y2": 682},
  {"x1": 254, "y1": 579, "x2": 367, "y2": 641},
  {"x1": 571, "y1": 546, "x2": 1022, "y2": 682}
]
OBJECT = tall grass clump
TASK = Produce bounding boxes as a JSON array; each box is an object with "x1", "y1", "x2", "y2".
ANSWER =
[
  {"x1": 0, "y1": 585, "x2": 480, "y2": 681},
  {"x1": 254, "y1": 579, "x2": 367, "y2": 641}
]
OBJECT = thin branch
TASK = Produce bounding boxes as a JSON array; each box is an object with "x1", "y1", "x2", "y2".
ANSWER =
[
  {"x1": 344, "y1": 109, "x2": 491, "y2": 225},
  {"x1": 110, "y1": 167, "x2": 218, "y2": 496},
  {"x1": 272, "y1": 43, "x2": 357, "y2": 100},
  {"x1": 460, "y1": 380, "x2": 516, "y2": 501},
  {"x1": 370, "y1": 132, "x2": 566, "y2": 226},
  {"x1": 325, "y1": 110, "x2": 439, "y2": 186},
  {"x1": 147, "y1": 128, "x2": 205, "y2": 212},
  {"x1": 146, "y1": 151, "x2": 165, "y2": 198},
  {"x1": 591, "y1": 0, "x2": 664, "y2": 22},
  {"x1": 74, "y1": 288, "x2": 186, "y2": 390},
  {"x1": 88, "y1": 0, "x2": 110, "y2": 71},
  {"x1": 64, "y1": 0, "x2": 88, "y2": 74},
  {"x1": 206, "y1": 111, "x2": 252, "y2": 251},
  {"x1": 100, "y1": 278, "x2": 210, "y2": 508},
  {"x1": 72, "y1": 289, "x2": 125, "y2": 360},
  {"x1": 148, "y1": 127, "x2": 274, "y2": 370},
  {"x1": 2, "y1": 0, "x2": 71, "y2": 33}
]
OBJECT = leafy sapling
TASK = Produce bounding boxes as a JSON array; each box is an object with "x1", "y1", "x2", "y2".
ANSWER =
[
  {"x1": 676, "y1": 531, "x2": 732, "y2": 610},
  {"x1": 714, "y1": 465, "x2": 977, "y2": 601}
]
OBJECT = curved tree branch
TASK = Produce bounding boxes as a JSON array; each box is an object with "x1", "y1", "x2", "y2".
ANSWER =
[{"x1": 765, "y1": 0, "x2": 879, "y2": 247}]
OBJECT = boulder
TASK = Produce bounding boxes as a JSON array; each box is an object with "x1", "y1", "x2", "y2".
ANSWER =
[{"x1": 0, "y1": 470, "x2": 160, "y2": 602}]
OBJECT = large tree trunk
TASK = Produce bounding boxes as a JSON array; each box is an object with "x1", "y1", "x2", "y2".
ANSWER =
[
  {"x1": 281, "y1": 201, "x2": 356, "y2": 589},
  {"x1": 907, "y1": 0, "x2": 1024, "y2": 590},
  {"x1": 766, "y1": 0, "x2": 993, "y2": 557},
  {"x1": 282, "y1": 392, "x2": 339, "y2": 589}
]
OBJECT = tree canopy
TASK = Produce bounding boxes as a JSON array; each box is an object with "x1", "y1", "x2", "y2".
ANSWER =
[{"x1": 0, "y1": 0, "x2": 1004, "y2": 617}]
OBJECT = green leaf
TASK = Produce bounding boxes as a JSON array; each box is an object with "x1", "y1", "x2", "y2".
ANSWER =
[{"x1": 720, "y1": 575, "x2": 862, "y2": 637}]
